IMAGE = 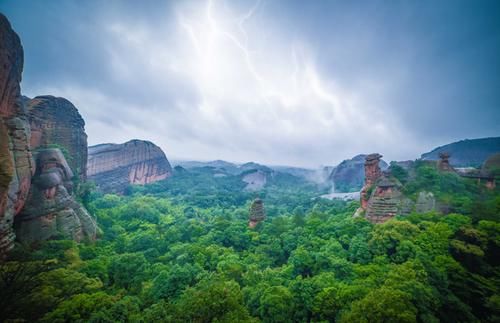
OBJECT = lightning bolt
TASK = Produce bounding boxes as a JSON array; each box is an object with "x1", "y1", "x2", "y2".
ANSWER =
[{"x1": 178, "y1": 0, "x2": 351, "y2": 125}]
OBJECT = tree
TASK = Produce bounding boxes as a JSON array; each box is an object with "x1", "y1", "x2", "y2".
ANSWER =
[
  {"x1": 150, "y1": 264, "x2": 200, "y2": 300},
  {"x1": 259, "y1": 286, "x2": 295, "y2": 323},
  {"x1": 340, "y1": 287, "x2": 417, "y2": 323},
  {"x1": 108, "y1": 253, "x2": 149, "y2": 292},
  {"x1": 175, "y1": 278, "x2": 255, "y2": 322}
]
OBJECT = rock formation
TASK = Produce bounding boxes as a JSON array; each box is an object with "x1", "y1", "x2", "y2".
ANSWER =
[
  {"x1": 87, "y1": 140, "x2": 172, "y2": 193},
  {"x1": 360, "y1": 154, "x2": 383, "y2": 210},
  {"x1": 15, "y1": 149, "x2": 97, "y2": 242},
  {"x1": 437, "y1": 152, "x2": 455, "y2": 172},
  {"x1": 249, "y1": 198, "x2": 265, "y2": 228},
  {"x1": 358, "y1": 154, "x2": 413, "y2": 224},
  {"x1": 329, "y1": 154, "x2": 388, "y2": 192},
  {"x1": 0, "y1": 14, "x2": 96, "y2": 255},
  {"x1": 365, "y1": 174, "x2": 404, "y2": 223},
  {"x1": 242, "y1": 170, "x2": 268, "y2": 191},
  {"x1": 27, "y1": 95, "x2": 88, "y2": 181},
  {"x1": 0, "y1": 14, "x2": 33, "y2": 254},
  {"x1": 481, "y1": 153, "x2": 500, "y2": 189}
]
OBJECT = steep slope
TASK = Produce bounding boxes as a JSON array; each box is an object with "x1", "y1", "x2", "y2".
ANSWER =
[
  {"x1": 87, "y1": 140, "x2": 172, "y2": 193},
  {"x1": 0, "y1": 13, "x2": 33, "y2": 254},
  {"x1": 421, "y1": 137, "x2": 500, "y2": 167},
  {"x1": 27, "y1": 95, "x2": 88, "y2": 180},
  {"x1": 15, "y1": 149, "x2": 97, "y2": 243},
  {"x1": 0, "y1": 14, "x2": 96, "y2": 253}
]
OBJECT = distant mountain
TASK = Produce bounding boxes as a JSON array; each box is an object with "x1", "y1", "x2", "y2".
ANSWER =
[
  {"x1": 238, "y1": 162, "x2": 272, "y2": 173},
  {"x1": 173, "y1": 160, "x2": 238, "y2": 170},
  {"x1": 421, "y1": 137, "x2": 500, "y2": 167},
  {"x1": 270, "y1": 165, "x2": 321, "y2": 181},
  {"x1": 173, "y1": 160, "x2": 276, "y2": 176}
]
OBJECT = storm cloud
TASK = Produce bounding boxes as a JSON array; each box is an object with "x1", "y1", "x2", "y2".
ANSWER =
[{"x1": 2, "y1": 0, "x2": 499, "y2": 167}]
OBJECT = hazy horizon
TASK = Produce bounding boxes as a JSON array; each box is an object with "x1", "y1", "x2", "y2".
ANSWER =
[{"x1": 2, "y1": 0, "x2": 499, "y2": 167}]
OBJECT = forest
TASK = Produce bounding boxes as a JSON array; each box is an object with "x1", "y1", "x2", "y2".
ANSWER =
[
  {"x1": 1, "y1": 164, "x2": 499, "y2": 323},
  {"x1": 1, "y1": 1, "x2": 500, "y2": 322}
]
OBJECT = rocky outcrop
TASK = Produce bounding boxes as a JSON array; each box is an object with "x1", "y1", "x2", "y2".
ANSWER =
[
  {"x1": 242, "y1": 170, "x2": 268, "y2": 191},
  {"x1": 360, "y1": 154, "x2": 383, "y2": 210},
  {"x1": 481, "y1": 153, "x2": 500, "y2": 189},
  {"x1": 87, "y1": 140, "x2": 172, "y2": 193},
  {"x1": 0, "y1": 14, "x2": 96, "y2": 255},
  {"x1": 249, "y1": 198, "x2": 265, "y2": 228},
  {"x1": 358, "y1": 154, "x2": 413, "y2": 224},
  {"x1": 27, "y1": 95, "x2": 88, "y2": 181},
  {"x1": 329, "y1": 154, "x2": 388, "y2": 192},
  {"x1": 14, "y1": 149, "x2": 97, "y2": 242},
  {"x1": 0, "y1": 14, "x2": 33, "y2": 254},
  {"x1": 365, "y1": 175, "x2": 404, "y2": 223},
  {"x1": 437, "y1": 152, "x2": 455, "y2": 172}
]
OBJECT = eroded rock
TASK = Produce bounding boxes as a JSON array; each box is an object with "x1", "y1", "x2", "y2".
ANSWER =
[
  {"x1": 0, "y1": 13, "x2": 33, "y2": 254},
  {"x1": 358, "y1": 154, "x2": 410, "y2": 224},
  {"x1": 87, "y1": 140, "x2": 172, "y2": 193},
  {"x1": 360, "y1": 153, "x2": 383, "y2": 210},
  {"x1": 242, "y1": 170, "x2": 267, "y2": 191},
  {"x1": 15, "y1": 149, "x2": 97, "y2": 243},
  {"x1": 365, "y1": 174, "x2": 404, "y2": 223},
  {"x1": 437, "y1": 152, "x2": 455, "y2": 172},
  {"x1": 27, "y1": 95, "x2": 88, "y2": 181}
]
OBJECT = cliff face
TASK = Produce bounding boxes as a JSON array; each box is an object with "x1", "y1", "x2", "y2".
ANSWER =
[
  {"x1": 15, "y1": 149, "x2": 97, "y2": 243},
  {"x1": 27, "y1": 95, "x2": 88, "y2": 181},
  {"x1": 359, "y1": 153, "x2": 383, "y2": 210},
  {"x1": 0, "y1": 14, "x2": 96, "y2": 255},
  {"x1": 0, "y1": 14, "x2": 33, "y2": 254},
  {"x1": 358, "y1": 154, "x2": 437, "y2": 224},
  {"x1": 87, "y1": 140, "x2": 172, "y2": 193}
]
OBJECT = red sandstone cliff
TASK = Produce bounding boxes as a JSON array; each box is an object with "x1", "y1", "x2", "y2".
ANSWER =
[
  {"x1": 27, "y1": 95, "x2": 88, "y2": 181},
  {"x1": 0, "y1": 14, "x2": 96, "y2": 256},
  {"x1": 87, "y1": 140, "x2": 172, "y2": 193},
  {"x1": 0, "y1": 14, "x2": 33, "y2": 254}
]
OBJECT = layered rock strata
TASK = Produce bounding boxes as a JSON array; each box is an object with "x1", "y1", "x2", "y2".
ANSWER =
[
  {"x1": 358, "y1": 154, "x2": 417, "y2": 224},
  {"x1": 360, "y1": 153, "x2": 383, "y2": 210},
  {"x1": 0, "y1": 14, "x2": 33, "y2": 254},
  {"x1": 87, "y1": 140, "x2": 172, "y2": 193},
  {"x1": 0, "y1": 14, "x2": 96, "y2": 255},
  {"x1": 365, "y1": 174, "x2": 404, "y2": 223},
  {"x1": 15, "y1": 149, "x2": 97, "y2": 242},
  {"x1": 27, "y1": 95, "x2": 88, "y2": 181}
]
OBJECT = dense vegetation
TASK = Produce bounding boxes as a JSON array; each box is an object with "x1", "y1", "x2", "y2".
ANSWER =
[{"x1": 1, "y1": 165, "x2": 499, "y2": 322}]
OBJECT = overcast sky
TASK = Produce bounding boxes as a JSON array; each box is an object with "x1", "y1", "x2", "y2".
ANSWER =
[{"x1": 2, "y1": 0, "x2": 499, "y2": 167}]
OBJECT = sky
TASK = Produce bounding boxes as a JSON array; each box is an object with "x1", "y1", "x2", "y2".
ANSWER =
[{"x1": 1, "y1": 0, "x2": 499, "y2": 168}]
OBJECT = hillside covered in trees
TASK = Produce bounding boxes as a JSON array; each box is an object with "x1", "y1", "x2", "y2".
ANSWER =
[{"x1": 2, "y1": 163, "x2": 499, "y2": 322}]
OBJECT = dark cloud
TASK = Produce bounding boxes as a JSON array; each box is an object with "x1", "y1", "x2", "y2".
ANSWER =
[{"x1": 1, "y1": 0, "x2": 499, "y2": 167}]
